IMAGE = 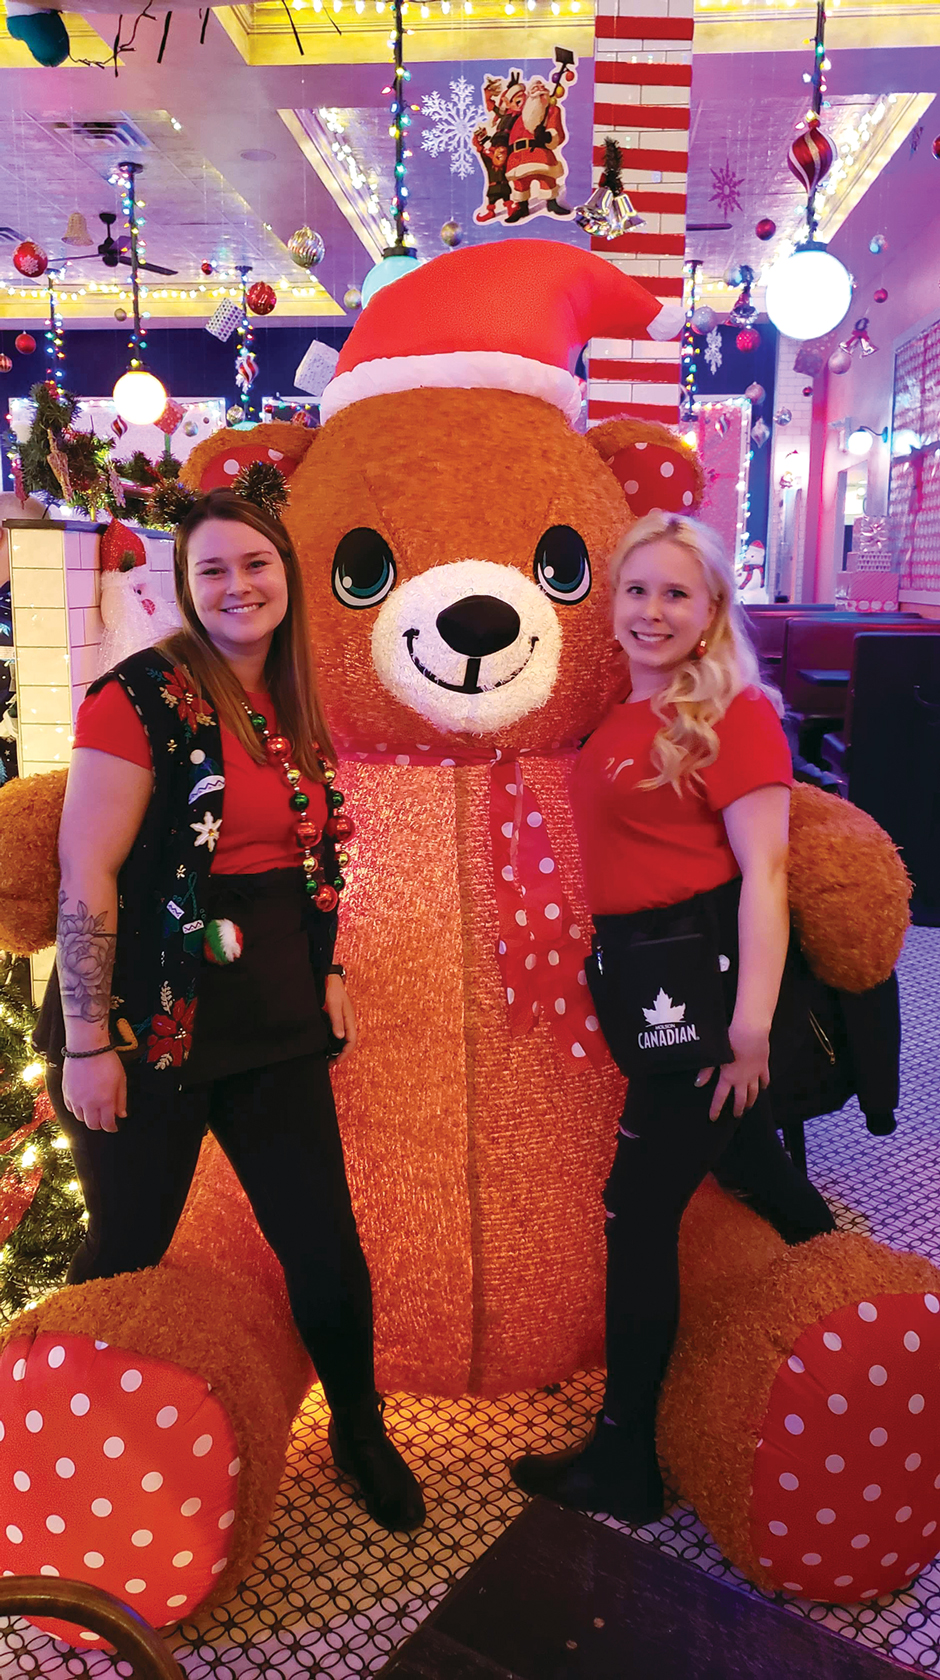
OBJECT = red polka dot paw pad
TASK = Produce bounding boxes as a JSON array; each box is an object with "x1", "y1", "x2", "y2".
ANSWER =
[
  {"x1": 751, "y1": 1291, "x2": 940, "y2": 1603},
  {"x1": 605, "y1": 441, "x2": 699, "y2": 520},
  {"x1": 196, "y1": 444, "x2": 299, "y2": 493},
  {"x1": 0, "y1": 1331, "x2": 240, "y2": 1648}
]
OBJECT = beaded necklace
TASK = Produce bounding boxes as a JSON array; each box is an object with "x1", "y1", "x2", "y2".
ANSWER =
[{"x1": 242, "y1": 701, "x2": 353, "y2": 912}]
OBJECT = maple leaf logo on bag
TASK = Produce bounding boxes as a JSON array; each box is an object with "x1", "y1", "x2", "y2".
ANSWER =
[{"x1": 643, "y1": 988, "x2": 686, "y2": 1026}]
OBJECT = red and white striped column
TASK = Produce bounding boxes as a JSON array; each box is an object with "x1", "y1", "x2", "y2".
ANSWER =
[{"x1": 587, "y1": 0, "x2": 693, "y2": 428}]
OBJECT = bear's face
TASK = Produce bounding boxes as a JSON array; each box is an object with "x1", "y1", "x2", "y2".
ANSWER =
[{"x1": 285, "y1": 388, "x2": 630, "y2": 755}]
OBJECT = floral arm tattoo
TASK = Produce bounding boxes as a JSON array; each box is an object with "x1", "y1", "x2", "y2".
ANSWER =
[{"x1": 56, "y1": 890, "x2": 117, "y2": 1025}]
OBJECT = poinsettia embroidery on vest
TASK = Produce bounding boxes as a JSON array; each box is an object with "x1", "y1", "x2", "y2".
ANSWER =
[{"x1": 638, "y1": 989, "x2": 700, "y2": 1050}]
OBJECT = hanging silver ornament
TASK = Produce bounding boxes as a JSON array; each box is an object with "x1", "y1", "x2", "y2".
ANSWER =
[
  {"x1": 607, "y1": 191, "x2": 646, "y2": 236},
  {"x1": 775, "y1": 407, "x2": 793, "y2": 426},
  {"x1": 828, "y1": 347, "x2": 852, "y2": 375},
  {"x1": 440, "y1": 219, "x2": 462, "y2": 249},
  {"x1": 750, "y1": 418, "x2": 770, "y2": 448},
  {"x1": 745, "y1": 382, "x2": 765, "y2": 404},
  {"x1": 574, "y1": 184, "x2": 613, "y2": 236},
  {"x1": 226, "y1": 405, "x2": 245, "y2": 425},
  {"x1": 183, "y1": 420, "x2": 198, "y2": 437},
  {"x1": 343, "y1": 285, "x2": 362, "y2": 311},
  {"x1": 114, "y1": 307, "x2": 127, "y2": 323},
  {"x1": 287, "y1": 226, "x2": 325, "y2": 269},
  {"x1": 690, "y1": 305, "x2": 717, "y2": 334}
]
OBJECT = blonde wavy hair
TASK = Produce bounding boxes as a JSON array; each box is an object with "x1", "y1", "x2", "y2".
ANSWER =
[{"x1": 609, "y1": 511, "x2": 782, "y2": 794}]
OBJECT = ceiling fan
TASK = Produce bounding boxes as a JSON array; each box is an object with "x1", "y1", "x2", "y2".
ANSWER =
[{"x1": 56, "y1": 208, "x2": 178, "y2": 278}]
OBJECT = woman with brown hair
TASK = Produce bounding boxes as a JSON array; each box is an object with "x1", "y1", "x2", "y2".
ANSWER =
[{"x1": 36, "y1": 489, "x2": 425, "y2": 1533}]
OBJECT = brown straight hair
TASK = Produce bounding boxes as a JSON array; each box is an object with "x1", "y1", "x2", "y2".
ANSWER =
[{"x1": 157, "y1": 490, "x2": 335, "y2": 782}]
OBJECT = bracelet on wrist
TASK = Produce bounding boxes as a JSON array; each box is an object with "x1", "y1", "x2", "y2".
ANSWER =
[
  {"x1": 62, "y1": 1043, "x2": 115, "y2": 1060},
  {"x1": 327, "y1": 964, "x2": 346, "y2": 982}
]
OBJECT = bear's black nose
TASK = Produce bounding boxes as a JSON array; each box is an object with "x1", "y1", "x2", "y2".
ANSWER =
[{"x1": 436, "y1": 595, "x2": 521, "y2": 658}]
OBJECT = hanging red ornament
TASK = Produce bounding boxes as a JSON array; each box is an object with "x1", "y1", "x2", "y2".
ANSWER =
[
  {"x1": 802, "y1": 386, "x2": 814, "y2": 397},
  {"x1": 736, "y1": 327, "x2": 760, "y2": 353},
  {"x1": 755, "y1": 218, "x2": 776, "y2": 241},
  {"x1": 874, "y1": 288, "x2": 888, "y2": 304},
  {"x1": 932, "y1": 136, "x2": 940, "y2": 160},
  {"x1": 12, "y1": 241, "x2": 48, "y2": 279},
  {"x1": 201, "y1": 261, "x2": 214, "y2": 276},
  {"x1": 14, "y1": 333, "x2": 36, "y2": 355},
  {"x1": 787, "y1": 123, "x2": 836, "y2": 197},
  {"x1": 246, "y1": 282, "x2": 277, "y2": 316},
  {"x1": 0, "y1": 355, "x2": 11, "y2": 374}
]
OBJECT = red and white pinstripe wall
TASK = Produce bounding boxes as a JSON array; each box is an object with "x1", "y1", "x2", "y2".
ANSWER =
[{"x1": 587, "y1": 0, "x2": 693, "y2": 429}]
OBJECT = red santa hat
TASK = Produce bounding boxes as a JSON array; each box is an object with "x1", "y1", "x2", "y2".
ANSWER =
[
  {"x1": 100, "y1": 518, "x2": 146, "y2": 573},
  {"x1": 320, "y1": 241, "x2": 683, "y2": 426}
]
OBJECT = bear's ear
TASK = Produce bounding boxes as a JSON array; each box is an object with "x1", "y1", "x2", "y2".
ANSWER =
[
  {"x1": 180, "y1": 421, "x2": 319, "y2": 495},
  {"x1": 587, "y1": 419, "x2": 704, "y2": 520}
]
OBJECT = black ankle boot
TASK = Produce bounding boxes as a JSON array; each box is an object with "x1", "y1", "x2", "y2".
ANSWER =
[
  {"x1": 510, "y1": 1413, "x2": 664, "y2": 1525},
  {"x1": 328, "y1": 1395, "x2": 426, "y2": 1531}
]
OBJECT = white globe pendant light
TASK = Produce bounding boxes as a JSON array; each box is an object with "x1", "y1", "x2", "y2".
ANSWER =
[
  {"x1": 764, "y1": 241, "x2": 852, "y2": 342},
  {"x1": 361, "y1": 247, "x2": 419, "y2": 309},
  {"x1": 113, "y1": 367, "x2": 167, "y2": 426}
]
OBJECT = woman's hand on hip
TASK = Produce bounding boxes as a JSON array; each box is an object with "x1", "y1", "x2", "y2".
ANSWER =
[
  {"x1": 696, "y1": 1020, "x2": 770, "y2": 1121},
  {"x1": 324, "y1": 974, "x2": 358, "y2": 1063},
  {"x1": 61, "y1": 1051, "x2": 127, "y2": 1133}
]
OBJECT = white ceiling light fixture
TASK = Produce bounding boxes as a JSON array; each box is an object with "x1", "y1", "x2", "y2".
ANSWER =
[{"x1": 764, "y1": 240, "x2": 853, "y2": 341}]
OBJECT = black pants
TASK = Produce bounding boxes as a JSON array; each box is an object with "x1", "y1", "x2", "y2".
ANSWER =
[
  {"x1": 602, "y1": 1070, "x2": 835, "y2": 1428},
  {"x1": 46, "y1": 1053, "x2": 375, "y2": 1417}
]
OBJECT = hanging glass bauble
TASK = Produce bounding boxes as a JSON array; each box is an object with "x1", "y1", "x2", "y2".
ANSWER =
[{"x1": 287, "y1": 227, "x2": 326, "y2": 270}]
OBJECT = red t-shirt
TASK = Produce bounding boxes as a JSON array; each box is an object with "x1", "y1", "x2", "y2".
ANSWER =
[
  {"x1": 570, "y1": 686, "x2": 793, "y2": 916},
  {"x1": 73, "y1": 681, "x2": 329, "y2": 874}
]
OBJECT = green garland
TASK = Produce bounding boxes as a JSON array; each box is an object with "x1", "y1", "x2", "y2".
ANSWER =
[
  {"x1": 15, "y1": 384, "x2": 187, "y2": 526},
  {"x1": 0, "y1": 963, "x2": 84, "y2": 1321}
]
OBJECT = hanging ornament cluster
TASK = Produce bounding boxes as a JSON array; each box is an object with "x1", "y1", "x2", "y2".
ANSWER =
[
  {"x1": 13, "y1": 241, "x2": 48, "y2": 279},
  {"x1": 755, "y1": 218, "x2": 776, "y2": 241},
  {"x1": 287, "y1": 227, "x2": 325, "y2": 270},
  {"x1": 575, "y1": 138, "x2": 645, "y2": 239},
  {"x1": 440, "y1": 220, "x2": 462, "y2": 249},
  {"x1": 246, "y1": 281, "x2": 277, "y2": 317}
]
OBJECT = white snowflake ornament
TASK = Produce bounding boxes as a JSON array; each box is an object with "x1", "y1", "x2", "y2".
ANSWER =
[
  {"x1": 704, "y1": 329, "x2": 723, "y2": 375},
  {"x1": 421, "y1": 78, "x2": 486, "y2": 180}
]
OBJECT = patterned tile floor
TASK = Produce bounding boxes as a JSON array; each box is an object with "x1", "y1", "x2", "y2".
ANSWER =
[{"x1": 2, "y1": 928, "x2": 938, "y2": 1677}]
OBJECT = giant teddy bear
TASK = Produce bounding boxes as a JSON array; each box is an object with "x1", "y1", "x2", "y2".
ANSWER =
[{"x1": 0, "y1": 243, "x2": 930, "y2": 1647}]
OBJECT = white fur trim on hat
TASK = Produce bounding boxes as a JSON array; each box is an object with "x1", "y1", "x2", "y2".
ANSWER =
[
  {"x1": 319, "y1": 351, "x2": 582, "y2": 426},
  {"x1": 647, "y1": 302, "x2": 685, "y2": 341}
]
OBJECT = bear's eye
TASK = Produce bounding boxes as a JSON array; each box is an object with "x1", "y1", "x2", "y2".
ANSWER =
[
  {"x1": 332, "y1": 529, "x2": 396, "y2": 609},
  {"x1": 533, "y1": 526, "x2": 591, "y2": 604}
]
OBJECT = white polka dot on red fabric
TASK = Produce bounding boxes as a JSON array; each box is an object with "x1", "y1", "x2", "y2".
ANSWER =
[
  {"x1": 544, "y1": 904, "x2": 560, "y2": 920},
  {"x1": 624, "y1": 479, "x2": 639, "y2": 495},
  {"x1": 524, "y1": 954, "x2": 536, "y2": 970},
  {"x1": 84, "y1": 1552, "x2": 104, "y2": 1569},
  {"x1": 784, "y1": 1414, "x2": 804, "y2": 1435},
  {"x1": 851, "y1": 1534, "x2": 870, "y2": 1549},
  {"x1": 896, "y1": 1506, "x2": 913, "y2": 1523},
  {"x1": 13, "y1": 1471, "x2": 29, "y2": 1491},
  {"x1": 782, "y1": 1582, "x2": 803, "y2": 1593},
  {"x1": 801, "y1": 1552, "x2": 821, "y2": 1566},
  {"x1": 181, "y1": 1498, "x2": 202, "y2": 1516},
  {"x1": 554, "y1": 999, "x2": 566, "y2": 1016},
  {"x1": 218, "y1": 1510, "x2": 235, "y2": 1529},
  {"x1": 909, "y1": 1394, "x2": 926, "y2": 1414},
  {"x1": 268, "y1": 449, "x2": 283, "y2": 462},
  {"x1": 103, "y1": 1436, "x2": 125, "y2": 1458},
  {"x1": 211, "y1": 1558, "x2": 228, "y2": 1575},
  {"x1": 924, "y1": 1522, "x2": 938, "y2": 1537},
  {"x1": 569, "y1": 924, "x2": 580, "y2": 940},
  {"x1": 863, "y1": 1485, "x2": 882, "y2": 1502},
  {"x1": 395, "y1": 755, "x2": 410, "y2": 767},
  {"x1": 70, "y1": 1393, "x2": 90, "y2": 1416},
  {"x1": 526, "y1": 811, "x2": 542, "y2": 828},
  {"x1": 167, "y1": 1594, "x2": 188, "y2": 1609},
  {"x1": 635, "y1": 442, "x2": 647, "y2": 451},
  {"x1": 571, "y1": 1042, "x2": 586, "y2": 1059},
  {"x1": 5, "y1": 1526, "x2": 22, "y2": 1544},
  {"x1": 586, "y1": 1016, "x2": 599, "y2": 1032},
  {"x1": 46, "y1": 1346, "x2": 65, "y2": 1369},
  {"x1": 779, "y1": 1473, "x2": 799, "y2": 1491},
  {"x1": 91, "y1": 1498, "x2": 112, "y2": 1518},
  {"x1": 505, "y1": 783, "x2": 517, "y2": 796},
  {"x1": 823, "y1": 1332, "x2": 842, "y2": 1352},
  {"x1": 223, "y1": 459, "x2": 239, "y2": 476},
  {"x1": 759, "y1": 1557, "x2": 773, "y2": 1569},
  {"x1": 858, "y1": 1302, "x2": 878, "y2": 1322},
  {"x1": 498, "y1": 940, "x2": 506, "y2": 956},
  {"x1": 55, "y1": 1457, "x2": 75, "y2": 1479},
  {"x1": 40, "y1": 1565, "x2": 59, "y2": 1577},
  {"x1": 860, "y1": 1589, "x2": 879, "y2": 1600},
  {"x1": 908, "y1": 1454, "x2": 923, "y2": 1472},
  {"x1": 827, "y1": 1394, "x2": 848, "y2": 1414},
  {"x1": 904, "y1": 1331, "x2": 921, "y2": 1352},
  {"x1": 500, "y1": 822, "x2": 513, "y2": 839},
  {"x1": 768, "y1": 1520, "x2": 788, "y2": 1536},
  {"x1": 501, "y1": 865, "x2": 514, "y2": 883},
  {"x1": 131, "y1": 1530, "x2": 153, "y2": 1548},
  {"x1": 80, "y1": 1632, "x2": 99, "y2": 1642},
  {"x1": 826, "y1": 1455, "x2": 845, "y2": 1473},
  {"x1": 120, "y1": 1369, "x2": 142, "y2": 1393},
  {"x1": 868, "y1": 1365, "x2": 888, "y2": 1386},
  {"x1": 173, "y1": 1550, "x2": 194, "y2": 1567},
  {"x1": 12, "y1": 1360, "x2": 26, "y2": 1381},
  {"x1": 229, "y1": 1459, "x2": 241, "y2": 1477},
  {"x1": 682, "y1": 491, "x2": 694, "y2": 507},
  {"x1": 788, "y1": 1356, "x2": 804, "y2": 1374},
  {"x1": 141, "y1": 1472, "x2": 163, "y2": 1492},
  {"x1": 816, "y1": 1508, "x2": 836, "y2": 1525},
  {"x1": 25, "y1": 1411, "x2": 43, "y2": 1433},
  {"x1": 925, "y1": 1295, "x2": 939, "y2": 1314},
  {"x1": 515, "y1": 910, "x2": 527, "y2": 927},
  {"x1": 660, "y1": 461, "x2": 675, "y2": 478},
  {"x1": 45, "y1": 1515, "x2": 65, "y2": 1534},
  {"x1": 538, "y1": 858, "x2": 555, "y2": 874},
  {"x1": 506, "y1": 987, "x2": 515, "y2": 1004},
  {"x1": 124, "y1": 1579, "x2": 146, "y2": 1595}
]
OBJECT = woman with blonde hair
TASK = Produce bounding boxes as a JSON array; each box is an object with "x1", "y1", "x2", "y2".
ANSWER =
[
  {"x1": 35, "y1": 489, "x2": 425, "y2": 1533},
  {"x1": 511, "y1": 511, "x2": 834, "y2": 1523}
]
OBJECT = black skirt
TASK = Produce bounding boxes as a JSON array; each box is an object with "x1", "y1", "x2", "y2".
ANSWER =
[{"x1": 181, "y1": 867, "x2": 329, "y2": 1087}]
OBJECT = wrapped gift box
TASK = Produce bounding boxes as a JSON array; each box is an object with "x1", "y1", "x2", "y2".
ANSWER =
[
  {"x1": 853, "y1": 515, "x2": 889, "y2": 550},
  {"x1": 846, "y1": 548, "x2": 896, "y2": 573},
  {"x1": 835, "y1": 571, "x2": 900, "y2": 611}
]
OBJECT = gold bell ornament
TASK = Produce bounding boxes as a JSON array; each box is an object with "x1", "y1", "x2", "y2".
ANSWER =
[{"x1": 63, "y1": 211, "x2": 92, "y2": 247}]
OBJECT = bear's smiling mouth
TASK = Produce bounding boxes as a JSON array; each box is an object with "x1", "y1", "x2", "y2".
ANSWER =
[{"x1": 404, "y1": 629, "x2": 539, "y2": 695}]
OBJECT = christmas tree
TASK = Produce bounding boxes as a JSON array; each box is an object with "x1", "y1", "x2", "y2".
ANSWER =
[
  {"x1": 12, "y1": 383, "x2": 187, "y2": 527},
  {"x1": 0, "y1": 955, "x2": 84, "y2": 1320}
]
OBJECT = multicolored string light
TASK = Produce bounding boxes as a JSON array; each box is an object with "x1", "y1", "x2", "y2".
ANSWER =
[
  {"x1": 236, "y1": 265, "x2": 256, "y2": 421},
  {"x1": 44, "y1": 273, "x2": 65, "y2": 395},
  {"x1": 801, "y1": 0, "x2": 830, "y2": 240},
  {"x1": 680, "y1": 259, "x2": 702, "y2": 422},
  {"x1": 386, "y1": 0, "x2": 415, "y2": 251},
  {"x1": 113, "y1": 161, "x2": 149, "y2": 372}
]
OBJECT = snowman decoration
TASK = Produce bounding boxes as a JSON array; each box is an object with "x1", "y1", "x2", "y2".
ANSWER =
[
  {"x1": 97, "y1": 519, "x2": 180, "y2": 675},
  {"x1": 736, "y1": 537, "x2": 768, "y2": 603}
]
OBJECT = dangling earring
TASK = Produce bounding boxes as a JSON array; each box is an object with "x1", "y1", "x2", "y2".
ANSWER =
[{"x1": 694, "y1": 636, "x2": 708, "y2": 660}]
